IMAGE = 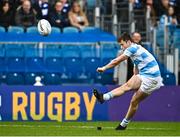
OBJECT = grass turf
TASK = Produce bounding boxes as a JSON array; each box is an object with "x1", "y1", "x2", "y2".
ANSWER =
[{"x1": 0, "y1": 121, "x2": 180, "y2": 136}]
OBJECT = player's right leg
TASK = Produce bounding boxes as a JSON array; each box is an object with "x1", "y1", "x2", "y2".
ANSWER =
[{"x1": 93, "y1": 75, "x2": 142, "y2": 103}]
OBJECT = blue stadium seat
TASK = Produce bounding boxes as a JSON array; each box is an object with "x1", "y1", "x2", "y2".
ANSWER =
[
  {"x1": 8, "y1": 26, "x2": 24, "y2": 34},
  {"x1": 62, "y1": 45, "x2": 80, "y2": 58},
  {"x1": 63, "y1": 27, "x2": 79, "y2": 33},
  {"x1": 162, "y1": 72, "x2": 176, "y2": 85},
  {"x1": 24, "y1": 44, "x2": 39, "y2": 57},
  {"x1": 7, "y1": 57, "x2": 25, "y2": 72},
  {"x1": 26, "y1": 26, "x2": 38, "y2": 34},
  {"x1": 101, "y1": 49, "x2": 117, "y2": 59},
  {"x1": 0, "y1": 57, "x2": 6, "y2": 72},
  {"x1": 51, "y1": 27, "x2": 61, "y2": 34},
  {"x1": 0, "y1": 73, "x2": 6, "y2": 84},
  {"x1": 0, "y1": 44, "x2": 5, "y2": 57},
  {"x1": 45, "y1": 57, "x2": 64, "y2": 73},
  {"x1": 80, "y1": 44, "x2": 97, "y2": 58},
  {"x1": 0, "y1": 26, "x2": 6, "y2": 32},
  {"x1": 5, "y1": 44, "x2": 24, "y2": 57},
  {"x1": 64, "y1": 57, "x2": 83, "y2": 79},
  {"x1": 84, "y1": 57, "x2": 100, "y2": 78},
  {"x1": 44, "y1": 45, "x2": 62, "y2": 58},
  {"x1": 26, "y1": 57, "x2": 45, "y2": 72},
  {"x1": 81, "y1": 26, "x2": 101, "y2": 33},
  {"x1": 44, "y1": 73, "x2": 61, "y2": 85},
  {"x1": 95, "y1": 57, "x2": 114, "y2": 85},
  {"x1": 24, "y1": 73, "x2": 40, "y2": 85},
  {"x1": 6, "y1": 73, "x2": 25, "y2": 85}
]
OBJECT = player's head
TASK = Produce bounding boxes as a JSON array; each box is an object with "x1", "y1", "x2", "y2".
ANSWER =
[
  {"x1": 131, "y1": 32, "x2": 142, "y2": 44},
  {"x1": 118, "y1": 32, "x2": 133, "y2": 50}
]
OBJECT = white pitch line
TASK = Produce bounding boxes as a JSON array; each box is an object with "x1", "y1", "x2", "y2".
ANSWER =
[{"x1": 0, "y1": 124, "x2": 175, "y2": 131}]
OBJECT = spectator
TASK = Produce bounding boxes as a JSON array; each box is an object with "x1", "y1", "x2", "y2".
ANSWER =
[
  {"x1": 33, "y1": 0, "x2": 52, "y2": 21},
  {"x1": 50, "y1": 1, "x2": 70, "y2": 29},
  {"x1": 15, "y1": 0, "x2": 37, "y2": 28},
  {"x1": 159, "y1": 6, "x2": 177, "y2": 26},
  {"x1": 68, "y1": 1, "x2": 89, "y2": 30},
  {"x1": 131, "y1": 32, "x2": 142, "y2": 44},
  {"x1": 0, "y1": 1, "x2": 13, "y2": 30},
  {"x1": 153, "y1": 0, "x2": 169, "y2": 19}
]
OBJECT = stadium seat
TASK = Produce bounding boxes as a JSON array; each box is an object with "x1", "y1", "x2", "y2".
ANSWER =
[
  {"x1": 7, "y1": 57, "x2": 25, "y2": 72},
  {"x1": 5, "y1": 44, "x2": 24, "y2": 57},
  {"x1": 62, "y1": 45, "x2": 80, "y2": 58},
  {"x1": 95, "y1": 57, "x2": 114, "y2": 85},
  {"x1": 45, "y1": 57, "x2": 64, "y2": 73},
  {"x1": 24, "y1": 73, "x2": 40, "y2": 85},
  {"x1": 51, "y1": 27, "x2": 61, "y2": 34},
  {"x1": 0, "y1": 73, "x2": 6, "y2": 84},
  {"x1": 6, "y1": 73, "x2": 25, "y2": 85},
  {"x1": 63, "y1": 27, "x2": 79, "y2": 33},
  {"x1": 64, "y1": 57, "x2": 84, "y2": 79},
  {"x1": 26, "y1": 57, "x2": 45, "y2": 72},
  {"x1": 24, "y1": 44, "x2": 39, "y2": 57},
  {"x1": 44, "y1": 73, "x2": 61, "y2": 85},
  {"x1": 0, "y1": 57, "x2": 6, "y2": 72},
  {"x1": 26, "y1": 26, "x2": 39, "y2": 34},
  {"x1": 44, "y1": 44, "x2": 62, "y2": 58},
  {"x1": 0, "y1": 44, "x2": 5, "y2": 57},
  {"x1": 8, "y1": 26, "x2": 24, "y2": 34},
  {"x1": 0, "y1": 26, "x2": 6, "y2": 32},
  {"x1": 162, "y1": 72, "x2": 176, "y2": 85},
  {"x1": 81, "y1": 26, "x2": 101, "y2": 33},
  {"x1": 84, "y1": 57, "x2": 100, "y2": 78}
]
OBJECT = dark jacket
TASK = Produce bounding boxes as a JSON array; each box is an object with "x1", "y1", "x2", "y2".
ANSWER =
[
  {"x1": 15, "y1": 7, "x2": 37, "y2": 28},
  {"x1": 50, "y1": 10, "x2": 70, "y2": 28},
  {"x1": 0, "y1": 10, "x2": 13, "y2": 28}
]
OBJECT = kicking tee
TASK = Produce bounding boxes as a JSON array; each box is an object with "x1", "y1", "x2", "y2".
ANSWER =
[{"x1": 123, "y1": 43, "x2": 161, "y2": 78}]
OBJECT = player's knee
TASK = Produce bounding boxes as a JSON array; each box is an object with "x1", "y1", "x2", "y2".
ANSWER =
[
  {"x1": 130, "y1": 98, "x2": 139, "y2": 109},
  {"x1": 124, "y1": 83, "x2": 132, "y2": 91}
]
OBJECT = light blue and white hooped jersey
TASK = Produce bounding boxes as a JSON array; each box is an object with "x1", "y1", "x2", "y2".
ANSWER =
[{"x1": 123, "y1": 43, "x2": 161, "y2": 78}]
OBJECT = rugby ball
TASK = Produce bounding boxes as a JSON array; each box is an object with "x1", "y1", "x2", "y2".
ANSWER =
[{"x1": 37, "y1": 19, "x2": 51, "y2": 36}]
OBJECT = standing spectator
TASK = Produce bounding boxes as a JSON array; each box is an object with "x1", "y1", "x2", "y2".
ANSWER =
[
  {"x1": 33, "y1": 0, "x2": 52, "y2": 21},
  {"x1": 68, "y1": 1, "x2": 89, "y2": 30},
  {"x1": 50, "y1": 1, "x2": 70, "y2": 29},
  {"x1": 0, "y1": 1, "x2": 13, "y2": 30},
  {"x1": 15, "y1": 0, "x2": 37, "y2": 28}
]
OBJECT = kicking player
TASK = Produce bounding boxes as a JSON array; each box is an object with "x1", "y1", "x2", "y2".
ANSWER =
[{"x1": 93, "y1": 33, "x2": 163, "y2": 130}]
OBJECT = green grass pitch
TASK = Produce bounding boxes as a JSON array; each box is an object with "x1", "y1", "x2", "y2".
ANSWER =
[{"x1": 0, "y1": 121, "x2": 180, "y2": 136}]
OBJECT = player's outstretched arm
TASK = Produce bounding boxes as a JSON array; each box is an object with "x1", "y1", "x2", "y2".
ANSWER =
[{"x1": 97, "y1": 54, "x2": 128, "y2": 73}]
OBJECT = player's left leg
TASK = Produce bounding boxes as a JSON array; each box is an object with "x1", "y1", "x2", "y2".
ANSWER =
[{"x1": 116, "y1": 90, "x2": 149, "y2": 130}]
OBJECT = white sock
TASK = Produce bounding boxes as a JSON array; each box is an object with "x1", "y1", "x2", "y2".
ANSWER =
[
  {"x1": 103, "y1": 92, "x2": 113, "y2": 101},
  {"x1": 120, "y1": 118, "x2": 130, "y2": 127}
]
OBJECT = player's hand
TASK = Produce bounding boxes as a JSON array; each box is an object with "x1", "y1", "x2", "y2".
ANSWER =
[{"x1": 97, "y1": 67, "x2": 106, "y2": 73}]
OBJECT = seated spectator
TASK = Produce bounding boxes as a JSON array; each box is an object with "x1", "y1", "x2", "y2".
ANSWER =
[
  {"x1": 0, "y1": 1, "x2": 13, "y2": 30},
  {"x1": 50, "y1": 1, "x2": 70, "y2": 29},
  {"x1": 33, "y1": 0, "x2": 52, "y2": 21},
  {"x1": 68, "y1": 1, "x2": 89, "y2": 30},
  {"x1": 15, "y1": 0, "x2": 37, "y2": 28}
]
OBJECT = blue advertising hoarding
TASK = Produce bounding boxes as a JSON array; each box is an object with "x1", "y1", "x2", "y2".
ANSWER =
[{"x1": 0, "y1": 85, "x2": 180, "y2": 121}]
